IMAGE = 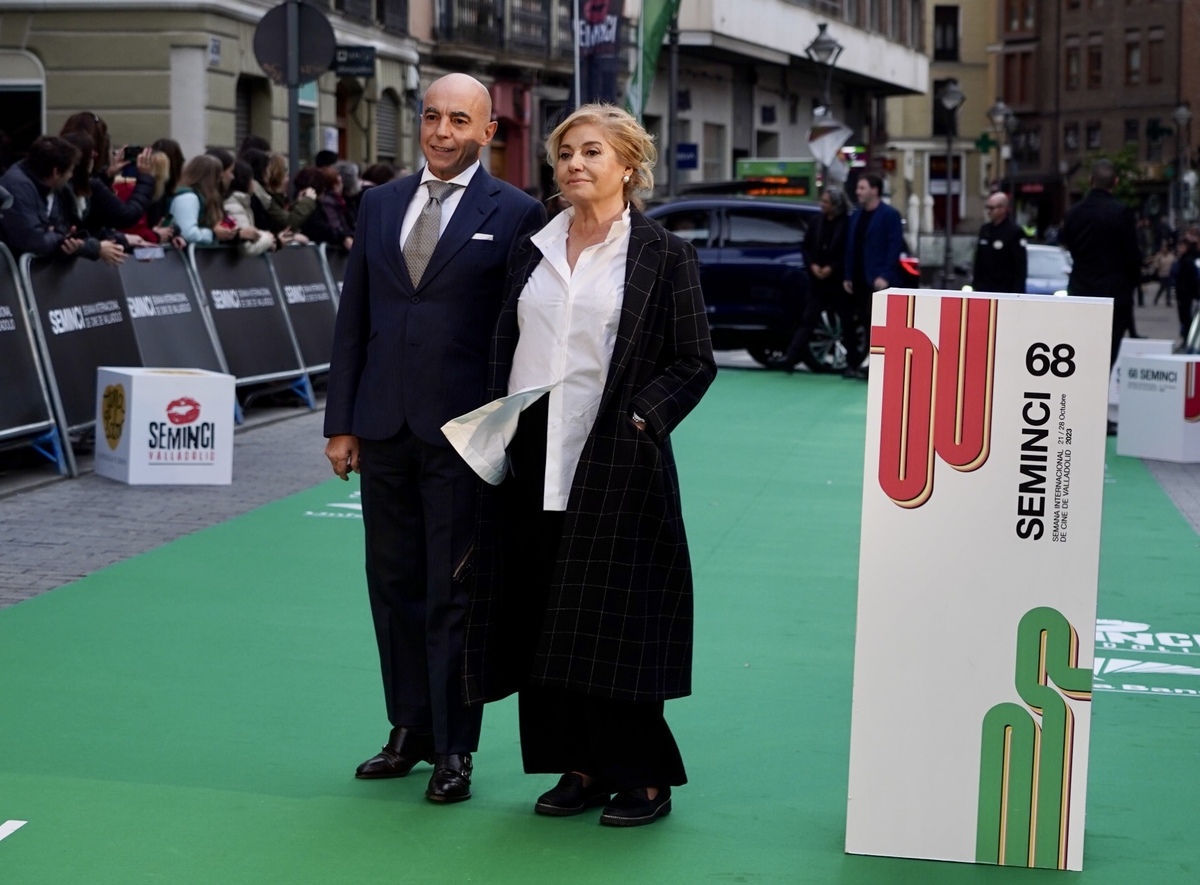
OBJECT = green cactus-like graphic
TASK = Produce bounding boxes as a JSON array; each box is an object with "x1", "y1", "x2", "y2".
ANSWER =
[{"x1": 976, "y1": 606, "x2": 1093, "y2": 869}]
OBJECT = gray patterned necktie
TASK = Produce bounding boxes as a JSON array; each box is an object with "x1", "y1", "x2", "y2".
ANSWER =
[{"x1": 403, "y1": 180, "x2": 461, "y2": 287}]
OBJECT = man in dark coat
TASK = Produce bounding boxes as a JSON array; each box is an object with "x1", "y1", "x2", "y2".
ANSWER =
[
  {"x1": 843, "y1": 174, "x2": 904, "y2": 379},
  {"x1": 323, "y1": 73, "x2": 545, "y2": 804},
  {"x1": 1059, "y1": 159, "x2": 1141, "y2": 367},
  {"x1": 1173, "y1": 226, "x2": 1199, "y2": 342},
  {"x1": 971, "y1": 191, "x2": 1027, "y2": 293},
  {"x1": 0, "y1": 136, "x2": 83, "y2": 259}
]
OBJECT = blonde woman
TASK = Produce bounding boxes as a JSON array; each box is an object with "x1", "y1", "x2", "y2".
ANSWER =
[
  {"x1": 168, "y1": 154, "x2": 256, "y2": 246},
  {"x1": 476, "y1": 104, "x2": 715, "y2": 827}
]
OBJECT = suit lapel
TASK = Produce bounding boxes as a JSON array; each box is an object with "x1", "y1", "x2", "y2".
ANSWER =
[
  {"x1": 415, "y1": 169, "x2": 499, "y2": 291},
  {"x1": 598, "y1": 210, "x2": 663, "y2": 413},
  {"x1": 385, "y1": 175, "x2": 421, "y2": 290}
]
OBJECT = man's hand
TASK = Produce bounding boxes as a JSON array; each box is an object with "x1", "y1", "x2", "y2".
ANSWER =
[
  {"x1": 98, "y1": 240, "x2": 126, "y2": 266},
  {"x1": 325, "y1": 434, "x2": 360, "y2": 480},
  {"x1": 843, "y1": 280, "x2": 853, "y2": 294},
  {"x1": 59, "y1": 237, "x2": 84, "y2": 256},
  {"x1": 873, "y1": 276, "x2": 890, "y2": 291}
]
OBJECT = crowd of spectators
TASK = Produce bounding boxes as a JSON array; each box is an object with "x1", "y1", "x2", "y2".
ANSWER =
[{"x1": 0, "y1": 112, "x2": 401, "y2": 267}]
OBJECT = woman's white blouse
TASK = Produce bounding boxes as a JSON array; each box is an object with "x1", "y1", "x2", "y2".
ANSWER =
[{"x1": 508, "y1": 206, "x2": 632, "y2": 511}]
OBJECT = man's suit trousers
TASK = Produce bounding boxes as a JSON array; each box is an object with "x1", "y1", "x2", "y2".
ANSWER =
[{"x1": 358, "y1": 431, "x2": 482, "y2": 755}]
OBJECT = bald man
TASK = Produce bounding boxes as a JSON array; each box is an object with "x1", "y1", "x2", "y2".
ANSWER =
[
  {"x1": 971, "y1": 191, "x2": 1027, "y2": 294},
  {"x1": 324, "y1": 74, "x2": 546, "y2": 803}
]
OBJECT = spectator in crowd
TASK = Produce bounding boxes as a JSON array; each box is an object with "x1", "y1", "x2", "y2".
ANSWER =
[
  {"x1": 224, "y1": 160, "x2": 278, "y2": 257},
  {"x1": 0, "y1": 135, "x2": 83, "y2": 259},
  {"x1": 1150, "y1": 240, "x2": 1176, "y2": 306},
  {"x1": 842, "y1": 173, "x2": 904, "y2": 380},
  {"x1": 480, "y1": 103, "x2": 714, "y2": 827},
  {"x1": 971, "y1": 191, "x2": 1027, "y2": 293},
  {"x1": 59, "y1": 112, "x2": 157, "y2": 238},
  {"x1": 168, "y1": 154, "x2": 242, "y2": 246},
  {"x1": 1059, "y1": 158, "x2": 1141, "y2": 368},
  {"x1": 55, "y1": 131, "x2": 126, "y2": 265},
  {"x1": 322, "y1": 72, "x2": 545, "y2": 806},
  {"x1": 295, "y1": 165, "x2": 353, "y2": 252},
  {"x1": 113, "y1": 149, "x2": 174, "y2": 244},
  {"x1": 239, "y1": 134, "x2": 271, "y2": 156},
  {"x1": 314, "y1": 149, "x2": 338, "y2": 168},
  {"x1": 360, "y1": 163, "x2": 397, "y2": 188},
  {"x1": 335, "y1": 160, "x2": 362, "y2": 228},
  {"x1": 248, "y1": 151, "x2": 317, "y2": 235},
  {"x1": 146, "y1": 138, "x2": 185, "y2": 229},
  {"x1": 1173, "y1": 226, "x2": 1199, "y2": 342},
  {"x1": 205, "y1": 148, "x2": 236, "y2": 192},
  {"x1": 777, "y1": 186, "x2": 850, "y2": 371}
]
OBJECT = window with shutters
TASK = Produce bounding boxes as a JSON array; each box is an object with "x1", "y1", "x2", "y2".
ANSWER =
[{"x1": 377, "y1": 90, "x2": 400, "y2": 162}]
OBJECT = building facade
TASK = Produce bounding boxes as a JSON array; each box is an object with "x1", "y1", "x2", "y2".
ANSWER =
[{"x1": 0, "y1": 0, "x2": 928, "y2": 197}]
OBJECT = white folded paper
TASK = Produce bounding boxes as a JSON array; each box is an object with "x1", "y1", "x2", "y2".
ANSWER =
[{"x1": 440, "y1": 385, "x2": 553, "y2": 484}]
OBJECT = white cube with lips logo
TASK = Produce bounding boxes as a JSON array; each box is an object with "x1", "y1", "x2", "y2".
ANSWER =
[{"x1": 94, "y1": 367, "x2": 236, "y2": 485}]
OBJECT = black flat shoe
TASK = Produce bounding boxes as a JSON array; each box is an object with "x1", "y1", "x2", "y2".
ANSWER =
[
  {"x1": 355, "y1": 726, "x2": 435, "y2": 779},
  {"x1": 598, "y1": 786, "x2": 672, "y2": 827},
  {"x1": 534, "y1": 773, "x2": 613, "y2": 817},
  {"x1": 425, "y1": 753, "x2": 472, "y2": 803}
]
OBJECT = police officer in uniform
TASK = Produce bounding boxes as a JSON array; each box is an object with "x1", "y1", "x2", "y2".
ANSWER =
[{"x1": 971, "y1": 192, "x2": 1027, "y2": 294}]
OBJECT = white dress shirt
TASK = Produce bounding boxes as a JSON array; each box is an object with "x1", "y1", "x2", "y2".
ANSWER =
[
  {"x1": 508, "y1": 206, "x2": 632, "y2": 510},
  {"x1": 399, "y1": 161, "x2": 480, "y2": 247}
]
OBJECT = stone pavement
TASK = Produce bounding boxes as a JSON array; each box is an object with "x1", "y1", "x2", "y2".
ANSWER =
[{"x1": 1, "y1": 301, "x2": 1196, "y2": 610}]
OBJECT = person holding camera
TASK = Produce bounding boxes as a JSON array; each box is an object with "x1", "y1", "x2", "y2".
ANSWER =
[{"x1": 58, "y1": 112, "x2": 157, "y2": 239}]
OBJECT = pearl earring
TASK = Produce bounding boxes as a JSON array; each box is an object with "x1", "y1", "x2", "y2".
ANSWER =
[{"x1": 623, "y1": 174, "x2": 631, "y2": 183}]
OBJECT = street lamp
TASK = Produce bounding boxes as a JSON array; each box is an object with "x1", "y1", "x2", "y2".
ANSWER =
[
  {"x1": 1173, "y1": 103, "x2": 1192, "y2": 229},
  {"x1": 939, "y1": 79, "x2": 966, "y2": 288},
  {"x1": 986, "y1": 97, "x2": 1013, "y2": 189},
  {"x1": 805, "y1": 23, "x2": 844, "y2": 116}
]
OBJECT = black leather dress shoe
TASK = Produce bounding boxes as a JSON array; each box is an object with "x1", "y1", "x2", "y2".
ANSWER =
[
  {"x1": 354, "y1": 727, "x2": 435, "y2": 779},
  {"x1": 425, "y1": 753, "x2": 472, "y2": 803},
  {"x1": 598, "y1": 786, "x2": 672, "y2": 827},
  {"x1": 534, "y1": 773, "x2": 613, "y2": 817}
]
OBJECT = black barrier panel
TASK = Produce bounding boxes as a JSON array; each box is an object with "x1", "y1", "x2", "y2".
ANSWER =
[
  {"x1": 189, "y1": 247, "x2": 303, "y2": 384},
  {"x1": 119, "y1": 249, "x2": 225, "y2": 372},
  {"x1": 0, "y1": 245, "x2": 54, "y2": 441},
  {"x1": 270, "y1": 246, "x2": 336, "y2": 370},
  {"x1": 323, "y1": 245, "x2": 347, "y2": 294},
  {"x1": 25, "y1": 255, "x2": 142, "y2": 429}
]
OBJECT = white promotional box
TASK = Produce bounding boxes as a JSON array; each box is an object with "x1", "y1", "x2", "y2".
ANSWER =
[
  {"x1": 846, "y1": 289, "x2": 1113, "y2": 871},
  {"x1": 94, "y1": 367, "x2": 236, "y2": 485},
  {"x1": 1108, "y1": 337, "x2": 1173, "y2": 419},
  {"x1": 1116, "y1": 354, "x2": 1200, "y2": 463}
]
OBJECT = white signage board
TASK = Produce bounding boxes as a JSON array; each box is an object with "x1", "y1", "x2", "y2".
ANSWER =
[
  {"x1": 1115, "y1": 354, "x2": 1200, "y2": 463},
  {"x1": 846, "y1": 289, "x2": 1113, "y2": 871},
  {"x1": 1108, "y1": 336, "x2": 1173, "y2": 411},
  {"x1": 94, "y1": 367, "x2": 235, "y2": 485}
]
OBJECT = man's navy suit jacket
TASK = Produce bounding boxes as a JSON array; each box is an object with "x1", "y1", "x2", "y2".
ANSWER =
[{"x1": 324, "y1": 167, "x2": 545, "y2": 446}]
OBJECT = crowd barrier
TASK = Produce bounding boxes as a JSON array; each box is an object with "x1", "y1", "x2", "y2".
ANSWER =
[{"x1": 1, "y1": 241, "x2": 345, "y2": 477}]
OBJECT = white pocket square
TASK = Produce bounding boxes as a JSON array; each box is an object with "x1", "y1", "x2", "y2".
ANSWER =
[{"x1": 471, "y1": 232, "x2": 494, "y2": 241}]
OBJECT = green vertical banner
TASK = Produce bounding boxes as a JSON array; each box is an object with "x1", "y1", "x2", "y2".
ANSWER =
[{"x1": 626, "y1": 0, "x2": 680, "y2": 120}]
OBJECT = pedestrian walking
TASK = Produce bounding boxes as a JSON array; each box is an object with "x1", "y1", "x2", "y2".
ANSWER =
[{"x1": 841, "y1": 174, "x2": 904, "y2": 380}]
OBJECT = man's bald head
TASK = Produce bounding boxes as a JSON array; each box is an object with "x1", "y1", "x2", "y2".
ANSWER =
[{"x1": 420, "y1": 73, "x2": 497, "y2": 180}]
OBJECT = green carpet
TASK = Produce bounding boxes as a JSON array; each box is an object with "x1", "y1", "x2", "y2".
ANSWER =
[{"x1": 2, "y1": 369, "x2": 1198, "y2": 883}]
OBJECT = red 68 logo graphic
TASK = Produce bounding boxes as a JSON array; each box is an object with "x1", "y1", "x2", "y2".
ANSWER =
[{"x1": 870, "y1": 294, "x2": 998, "y2": 508}]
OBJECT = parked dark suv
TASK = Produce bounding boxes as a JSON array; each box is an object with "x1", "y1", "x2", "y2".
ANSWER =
[
  {"x1": 647, "y1": 195, "x2": 920, "y2": 370},
  {"x1": 646, "y1": 196, "x2": 820, "y2": 367}
]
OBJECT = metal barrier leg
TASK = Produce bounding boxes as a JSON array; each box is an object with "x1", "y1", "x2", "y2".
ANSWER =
[
  {"x1": 30, "y1": 427, "x2": 69, "y2": 476},
  {"x1": 291, "y1": 374, "x2": 317, "y2": 410},
  {"x1": 234, "y1": 399, "x2": 245, "y2": 426}
]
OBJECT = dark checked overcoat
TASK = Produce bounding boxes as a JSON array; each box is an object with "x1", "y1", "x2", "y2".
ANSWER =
[{"x1": 461, "y1": 208, "x2": 716, "y2": 705}]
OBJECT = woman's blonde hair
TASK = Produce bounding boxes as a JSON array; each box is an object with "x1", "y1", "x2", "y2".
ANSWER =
[
  {"x1": 149, "y1": 150, "x2": 171, "y2": 202},
  {"x1": 546, "y1": 103, "x2": 656, "y2": 209}
]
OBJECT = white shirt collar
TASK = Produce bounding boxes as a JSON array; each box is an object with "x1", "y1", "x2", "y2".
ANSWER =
[
  {"x1": 419, "y1": 161, "x2": 480, "y2": 189},
  {"x1": 531, "y1": 204, "x2": 632, "y2": 253}
]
